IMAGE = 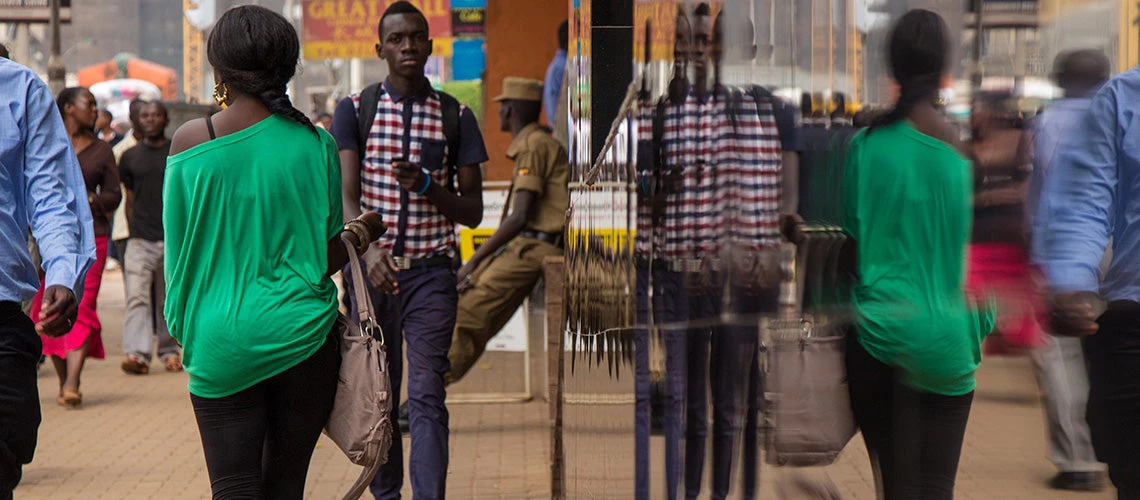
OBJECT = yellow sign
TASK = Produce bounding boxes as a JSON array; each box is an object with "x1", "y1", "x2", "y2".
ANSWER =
[
  {"x1": 634, "y1": 0, "x2": 676, "y2": 63},
  {"x1": 301, "y1": 0, "x2": 452, "y2": 60},
  {"x1": 458, "y1": 228, "x2": 632, "y2": 262}
]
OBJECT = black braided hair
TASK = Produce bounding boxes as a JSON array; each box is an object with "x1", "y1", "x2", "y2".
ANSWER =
[
  {"x1": 871, "y1": 9, "x2": 949, "y2": 132},
  {"x1": 207, "y1": 5, "x2": 315, "y2": 135}
]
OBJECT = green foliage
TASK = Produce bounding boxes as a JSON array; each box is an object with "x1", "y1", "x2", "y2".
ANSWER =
[{"x1": 441, "y1": 80, "x2": 483, "y2": 122}]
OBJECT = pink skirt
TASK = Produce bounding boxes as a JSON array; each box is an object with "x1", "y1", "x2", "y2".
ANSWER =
[
  {"x1": 966, "y1": 242, "x2": 1047, "y2": 356},
  {"x1": 31, "y1": 236, "x2": 107, "y2": 359}
]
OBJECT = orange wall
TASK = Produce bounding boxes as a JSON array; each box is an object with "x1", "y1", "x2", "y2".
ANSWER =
[{"x1": 482, "y1": 0, "x2": 567, "y2": 182}]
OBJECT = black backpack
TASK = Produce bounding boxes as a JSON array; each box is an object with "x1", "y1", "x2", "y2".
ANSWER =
[{"x1": 355, "y1": 83, "x2": 462, "y2": 192}]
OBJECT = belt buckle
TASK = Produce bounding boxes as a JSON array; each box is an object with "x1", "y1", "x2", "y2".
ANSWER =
[
  {"x1": 667, "y1": 260, "x2": 685, "y2": 273},
  {"x1": 393, "y1": 256, "x2": 412, "y2": 270},
  {"x1": 682, "y1": 258, "x2": 702, "y2": 273}
]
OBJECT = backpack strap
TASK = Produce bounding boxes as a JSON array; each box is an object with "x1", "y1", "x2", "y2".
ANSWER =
[
  {"x1": 436, "y1": 91, "x2": 462, "y2": 193},
  {"x1": 356, "y1": 83, "x2": 384, "y2": 161}
]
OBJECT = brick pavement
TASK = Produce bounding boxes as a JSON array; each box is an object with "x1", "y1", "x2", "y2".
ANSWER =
[{"x1": 14, "y1": 269, "x2": 1118, "y2": 498}]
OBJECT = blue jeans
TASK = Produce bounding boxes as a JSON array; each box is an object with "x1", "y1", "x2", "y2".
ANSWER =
[
  {"x1": 634, "y1": 267, "x2": 688, "y2": 500},
  {"x1": 685, "y1": 287, "x2": 770, "y2": 500},
  {"x1": 345, "y1": 266, "x2": 457, "y2": 500}
]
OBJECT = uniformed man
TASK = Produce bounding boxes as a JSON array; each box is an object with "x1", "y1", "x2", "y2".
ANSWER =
[{"x1": 446, "y1": 76, "x2": 569, "y2": 383}]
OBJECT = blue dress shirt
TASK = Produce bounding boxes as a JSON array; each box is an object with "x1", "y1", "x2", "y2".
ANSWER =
[
  {"x1": 1037, "y1": 69, "x2": 1140, "y2": 300},
  {"x1": 1030, "y1": 97, "x2": 1092, "y2": 259},
  {"x1": 0, "y1": 59, "x2": 95, "y2": 302},
  {"x1": 544, "y1": 49, "x2": 568, "y2": 124}
]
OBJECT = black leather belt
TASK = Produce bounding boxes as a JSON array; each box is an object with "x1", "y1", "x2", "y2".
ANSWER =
[
  {"x1": 393, "y1": 255, "x2": 454, "y2": 271},
  {"x1": 520, "y1": 229, "x2": 563, "y2": 247},
  {"x1": 636, "y1": 257, "x2": 710, "y2": 273}
]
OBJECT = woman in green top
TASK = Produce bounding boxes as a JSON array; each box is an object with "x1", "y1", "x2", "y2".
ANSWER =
[
  {"x1": 164, "y1": 6, "x2": 382, "y2": 498},
  {"x1": 842, "y1": 10, "x2": 994, "y2": 500}
]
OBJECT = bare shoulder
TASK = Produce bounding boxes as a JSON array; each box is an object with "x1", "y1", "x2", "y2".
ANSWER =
[{"x1": 169, "y1": 117, "x2": 212, "y2": 156}]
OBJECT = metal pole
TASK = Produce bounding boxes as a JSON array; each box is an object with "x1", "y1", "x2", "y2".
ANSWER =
[
  {"x1": 1134, "y1": 1, "x2": 1140, "y2": 69},
  {"x1": 971, "y1": 0, "x2": 984, "y2": 93},
  {"x1": 47, "y1": 0, "x2": 65, "y2": 96},
  {"x1": 14, "y1": 23, "x2": 31, "y2": 67}
]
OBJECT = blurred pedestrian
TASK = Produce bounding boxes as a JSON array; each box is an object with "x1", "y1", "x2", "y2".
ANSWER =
[
  {"x1": 28, "y1": 87, "x2": 120, "y2": 409},
  {"x1": 97, "y1": 107, "x2": 126, "y2": 271},
  {"x1": 1027, "y1": 49, "x2": 1110, "y2": 493},
  {"x1": 164, "y1": 6, "x2": 382, "y2": 498},
  {"x1": 1036, "y1": 48, "x2": 1140, "y2": 499},
  {"x1": 109, "y1": 99, "x2": 147, "y2": 267},
  {"x1": 96, "y1": 109, "x2": 123, "y2": 147},
  {"x1": 0, "y1": 56, "x2": 94, "y2": 500},
  {"x1": 448, "y1": 77, "x2": 567, "y2": 383},
  {"x1": 544, "y1": 20, "x2": 568, "y2": 129},
  {"x1": 316, "y1": 112, "x2": 333, "y2": 130},
  {"x1": 843, "y1": 10, "x2": 994, "y2": 499},
  {"x1": 968, "y1": 90, "x2": 1040, "y2": 355},
  {"x1": 330, "y1": 2, "x2": 487, "y2": 497},
  {"x1": 118, "y1": 101, "x2": 180, "y2": 375}
]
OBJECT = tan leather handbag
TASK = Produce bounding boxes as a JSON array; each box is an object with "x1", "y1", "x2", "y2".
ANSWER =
[
  {"x1": 762, "y1": 242, "x2": 856, "y2": 467},
  {"x1": 762, "y1": 320, "x2": 856, "y2": 466},
  {"x1": 325, "y1": 236, "x2": 394, "y2": 500}
]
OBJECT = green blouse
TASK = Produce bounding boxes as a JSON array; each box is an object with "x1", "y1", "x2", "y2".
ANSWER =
[
  {"x1": 844, "y1": 121, "x2": 994, "y2": 396},
  {"x1": 164, "y1": 115, "x2": 343, "y2": 398}
]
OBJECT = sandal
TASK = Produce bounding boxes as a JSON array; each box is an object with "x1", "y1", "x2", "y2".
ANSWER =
[
  {"x1": 162, "y1": 355, "x2": 183, "y2": 373},
  {"x1": 121, "y1": 355, "x2": 149, "y2": 375},
  {"x1": 58, "y1": 388, "x2": 81, "y2": 407}
]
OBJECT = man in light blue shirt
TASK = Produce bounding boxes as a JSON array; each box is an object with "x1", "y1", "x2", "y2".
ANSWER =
[
  {"x1": 0, "y1": 58, "x2": 95, "y2": 498},
  {"x1": 543, "y1": 20, "x2": 568, "y2": 127},
  {"x1": 1029, "y1": 49, "x2": 1111, "y2": 493},
  {"x1": 1038, "y1": 52, "x2": 1140, "y2": 495}
]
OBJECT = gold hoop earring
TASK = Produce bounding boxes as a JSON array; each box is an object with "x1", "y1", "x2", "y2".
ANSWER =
[{"x1": 212, "y1": 82, "x2": 229, "y2": 109}]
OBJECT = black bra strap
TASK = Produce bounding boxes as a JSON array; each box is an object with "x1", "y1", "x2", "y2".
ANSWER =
[{"x1": 205, "y1": 115, "x2": 217, "y2": 140}]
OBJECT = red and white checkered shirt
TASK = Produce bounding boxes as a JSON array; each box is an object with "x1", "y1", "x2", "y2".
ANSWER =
[
  {"x1": 635, "y1": 87, "x2": 782, "y2": 260},
  {"x1": 353, "y1": 91, "x2": 467, "y2": 259},
  {"x1": 722, "y1": 87, "x2": 784, "y2": 251},
  {"x1": 635, "y1": 93, "x2": 704, "y2": 260}
]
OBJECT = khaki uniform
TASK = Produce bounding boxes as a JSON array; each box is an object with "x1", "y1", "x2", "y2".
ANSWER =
[{"x1": 447, "y1": 123, "x2": 569, "y2": 383}]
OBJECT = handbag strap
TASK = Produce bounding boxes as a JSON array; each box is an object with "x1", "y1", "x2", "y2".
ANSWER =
[
  {"x1": 341, "y1": 440, "x2": 385, "y2": 500},
  {"x1": 342, "y1": 235, "x2": 382, "y2": 343}
]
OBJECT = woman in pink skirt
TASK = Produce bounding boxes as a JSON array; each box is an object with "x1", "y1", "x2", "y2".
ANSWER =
[
  {"x1": 967, "y1": 92, "x2": 1045, "y2": 355},
  {"x1": 30, "y1": 87, "x2": 120, "y2": 407}
]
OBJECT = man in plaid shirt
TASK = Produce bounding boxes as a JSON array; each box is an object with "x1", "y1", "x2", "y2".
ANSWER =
[
  {"x1": 679, "y1": 6, "x2": 800, "y2": 499},
  {"x1": 330, "y1": 3, "x2": 487, "y2": 499}
]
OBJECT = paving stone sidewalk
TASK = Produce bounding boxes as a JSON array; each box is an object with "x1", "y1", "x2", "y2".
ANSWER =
[{"x1": 15, "y1": 270, "x2": 1116, "y2": 499}]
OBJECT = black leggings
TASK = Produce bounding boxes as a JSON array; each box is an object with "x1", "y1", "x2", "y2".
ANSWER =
[
  {"x1": 190, "y1": 332, "x2": 339, "y2": 500},
  {"x1": 846, "y1": 333, "x2": 974, "y2": 500}
]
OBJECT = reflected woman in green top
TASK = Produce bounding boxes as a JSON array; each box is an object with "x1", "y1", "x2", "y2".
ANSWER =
[
  {"x1": 164, "y1": 6, "x2": 382, "y2": 498},
  {"x1": 842, "y1": 10, "x2": 994, "y2": 500}
]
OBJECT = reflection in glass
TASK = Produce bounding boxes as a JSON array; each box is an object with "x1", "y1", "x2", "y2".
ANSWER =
[{"x1": 558, "y1": 0, "x2": 1126, "y2": 497}]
